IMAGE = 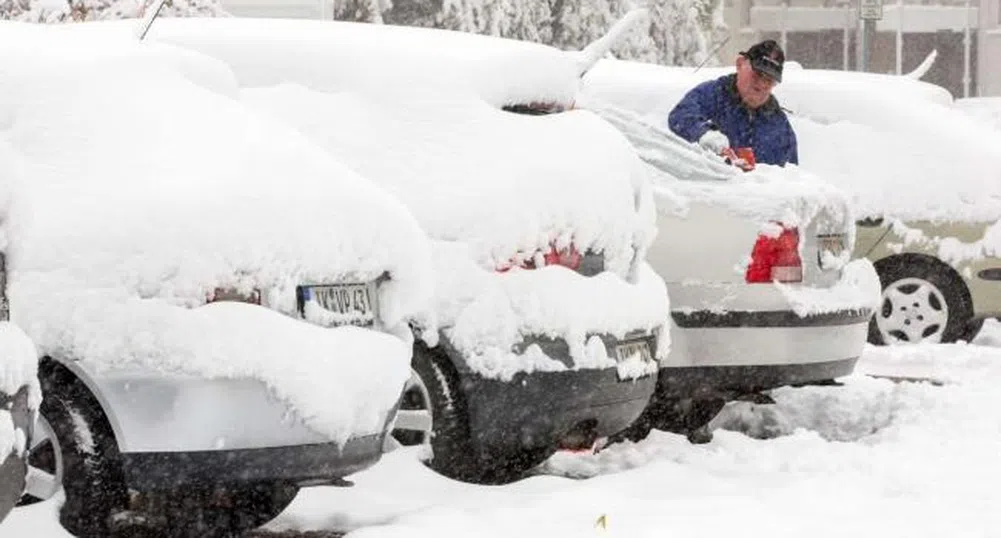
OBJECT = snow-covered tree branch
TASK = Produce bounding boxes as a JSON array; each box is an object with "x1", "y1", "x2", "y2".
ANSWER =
[
  {"x1": 379, "y1": 0, "x2": 726, "y2": 66},
  {"x1": 0, "y1": 0, "x2": 227, "y2": 23}
]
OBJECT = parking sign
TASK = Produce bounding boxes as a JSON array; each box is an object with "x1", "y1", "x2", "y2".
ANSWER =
[{"x1": 860, "y1": 0, "x2": 883, "y2": 20}]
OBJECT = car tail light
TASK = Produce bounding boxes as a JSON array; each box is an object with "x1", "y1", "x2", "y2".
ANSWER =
[
  {"x1": 498, "y1": 244, "x2": 583, "y2": 272},
  {"x1": 745, "y1": 226, "x2": 803, "y2": 283},
  {"x1": 208, "y1": 287, "x2": 261, "y2": 305},
  {"x1": 541, "y1": 245, "x2": 583, "y2": 271}
]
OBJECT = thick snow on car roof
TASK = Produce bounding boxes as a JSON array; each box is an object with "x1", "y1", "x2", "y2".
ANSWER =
[
  {"x1": 955, "y1": 97, "x2": 1001, "y2": 132},
  {"x1": 65, "y1": 17, "x2": 580, "y2": 110},
  {"x1": 64, "y1": 18, "x2": 654, "y2": 275},
  {"x1": 0, "y1": 23, "x2": 427, "y2": 442},
  {"x1": 583, "y1": 59, "x2": 1001, "y2": 224}
]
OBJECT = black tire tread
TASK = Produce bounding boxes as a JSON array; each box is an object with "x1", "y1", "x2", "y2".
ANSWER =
[{"x1": 412, "y1": 341, "x2": 553, "y2": 484}]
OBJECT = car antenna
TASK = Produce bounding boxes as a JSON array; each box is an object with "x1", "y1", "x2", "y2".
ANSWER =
[
  {"x1": 693, "y1": 34, "x2": 731, "y2": 73},
  {"x1": 136, "y1": 0, "x2": 169, "y2": 41}
]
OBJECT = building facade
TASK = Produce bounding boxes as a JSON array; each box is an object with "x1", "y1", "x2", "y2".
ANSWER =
[{"x1": 719, "y1": 0, "x2": 1000, "y2": 97}]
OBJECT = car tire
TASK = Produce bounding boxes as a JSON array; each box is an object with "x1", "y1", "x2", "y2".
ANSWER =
[
  {"x1": 23, "y1": 359, "x2": 129, "y2": 538},
  {"x1": 610, "y1": 396, "x2": 726, "y2": 445},
  {"x1": 412, "y1": 341, "x2": 553, "y2": 484},
  {"x1": 868, "y1": 254, "x2": 980, "y2": 345}
]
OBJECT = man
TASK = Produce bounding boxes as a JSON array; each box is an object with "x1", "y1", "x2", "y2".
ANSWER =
[{"x1": 668, "y1": 39, "x2": 798, "y2": 167}]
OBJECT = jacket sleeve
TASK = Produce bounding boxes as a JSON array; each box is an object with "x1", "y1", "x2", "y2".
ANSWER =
[{"x1": 668, "y1": 80, "x2": 718, "y2": 143}]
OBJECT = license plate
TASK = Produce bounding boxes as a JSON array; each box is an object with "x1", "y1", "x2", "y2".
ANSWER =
[
  {"x1": 818, "y1": 234, "x2": 846, "y2": 256},
  {"x1": 817, "y1": 233, "x2": 847, "y2": 270},
  {"x1": 298, "y1": 282, "x2": 377, "y2": 326},
  {"x1": 615, "y1": 340, "x2": 653, "y2": 364}
]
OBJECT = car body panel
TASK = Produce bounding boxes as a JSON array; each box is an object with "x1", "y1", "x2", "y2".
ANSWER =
[
  {"x1": 854, "y1": 219, "x2": 1001, "y2": 319},
  {"x1": 55, "y1": 358, "x2": 383, "y2": 454},
  {"x1": 0, "y1": 385, "x2": 32, "y2": 521}
]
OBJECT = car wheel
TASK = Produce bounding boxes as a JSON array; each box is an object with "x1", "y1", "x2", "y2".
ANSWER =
[
  {"x1": 0, "y1": 385, "x2": 33, "y2": 523},
  {"x1": 869, "y1": 254, "x2": 980, "y2": 345},
  {"x1": 412, "y1": 341, "x2": 553, "y2": 484},
  {"x1": 611, "y1": 396, "x2": 726, "y2": 445},
  {"x1": 387, "y1": 369, "x2": 433, "y2": 449},
  {"x1": 23, "y1": 359, "x2": 129, "y2": 538}
]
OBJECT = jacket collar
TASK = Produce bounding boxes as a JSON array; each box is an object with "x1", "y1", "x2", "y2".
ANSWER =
[{"x1": 723, "y1": 73, "x2": 780, "y2": 116}]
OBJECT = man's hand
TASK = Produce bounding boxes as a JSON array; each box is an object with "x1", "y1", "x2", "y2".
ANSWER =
[{"x1": 698, "y1": 129, "x2": 730, "y2": 154}]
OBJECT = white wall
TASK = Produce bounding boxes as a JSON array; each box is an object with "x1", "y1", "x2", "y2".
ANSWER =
[
  {"x1": 979, "y1": 0, "x2": 1001, "y2": 96},
  {"x1": 219, "y1": 0, "x2": 328, "y2": 19}
]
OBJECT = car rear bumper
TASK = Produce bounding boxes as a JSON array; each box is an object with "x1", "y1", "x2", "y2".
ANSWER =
[
  {"x1": 0, "y1": 385, "x2": 32, "y2": 522},
  {"x1": 121, "y1": 431, "x2": 386, "y2": 490},
  {"x1": 0, "y1": 452, "x2": 25, "y2": 521},
  {"x1": 456, "y1": 341, "x2": 658, "y2": 455},
  {"x1": 664, "y1": 307, "x2": 871, "y2": 394}
]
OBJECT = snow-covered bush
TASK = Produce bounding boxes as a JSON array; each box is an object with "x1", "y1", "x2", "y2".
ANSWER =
[
  {"x1": 0, "y1": 0, "x2": 226, "y2": 23},
  {"x1": 376, "y1": 0, "x2": 726, "y2": 67}
]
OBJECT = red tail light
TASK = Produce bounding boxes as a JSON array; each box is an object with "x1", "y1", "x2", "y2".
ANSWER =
[
  {"x1": 498, "y1": 244, "x2": 582, "y2": 272},
  {"x1": 208, "y1": 287, "x2": 261, "y2": 304},
  {"x1": 745, "y1": 226, "x2": 803, "y2": 283}
]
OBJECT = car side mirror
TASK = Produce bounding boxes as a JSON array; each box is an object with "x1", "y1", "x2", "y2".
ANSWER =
[{"x1": 856, "y1": 216, "x2": 885, "y2": 228}]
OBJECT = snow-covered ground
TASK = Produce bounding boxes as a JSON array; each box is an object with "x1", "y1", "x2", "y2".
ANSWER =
[{"x1": 7, "y1": 323, "x2": 1001, "y2": 536}]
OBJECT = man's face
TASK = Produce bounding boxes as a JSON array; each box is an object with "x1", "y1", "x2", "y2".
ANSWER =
[{"x1": 735, "y1": 56, "x2": 777, "y2": 109}]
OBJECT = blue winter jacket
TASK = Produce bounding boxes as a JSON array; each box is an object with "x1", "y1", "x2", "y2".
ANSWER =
[{"x1": 668, "y1": 74, "x2": 798, "y2": 166}]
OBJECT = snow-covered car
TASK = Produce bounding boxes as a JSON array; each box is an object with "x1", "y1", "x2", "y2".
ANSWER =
[
  {"x1": 583, "y1": 59, "x2": 1001, "y2": 347},
  {"x1": 0, "y1": 23, "x2": 430, "y2": 536},
  {"x1": 122, "y1": 16, "x2": 671, "y2": 483},
  {"x1": 0, "y1": 317, "x2": 40, "y2": 525},
  {"x1": 579, "y1": 63, "x2": 880, "y2": 440},
  {"x1": 955, "y1": 97, "x2": 1001, "y2": 132}
]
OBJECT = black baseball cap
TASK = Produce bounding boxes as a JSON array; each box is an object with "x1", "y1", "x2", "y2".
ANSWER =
[{"x1": 740, "y1": 39, "x2": 785, "y2": 83}]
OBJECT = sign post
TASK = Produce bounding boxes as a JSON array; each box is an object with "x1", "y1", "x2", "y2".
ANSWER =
[{"x1": 858, "y1": 0, "x2": 883, "y2": 72}]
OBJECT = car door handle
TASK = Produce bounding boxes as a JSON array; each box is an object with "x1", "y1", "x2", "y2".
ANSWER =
[{"x1": 856, "y1": 217, "x2": 885, "y2": 227}]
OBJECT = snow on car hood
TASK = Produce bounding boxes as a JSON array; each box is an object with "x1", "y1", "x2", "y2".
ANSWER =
[
  {"x1": 0, "y1": 24, "x2": 427, "y2": 440},
  {"x1": 583, "y1": 100, "x2": 855, "y2": 239},
  {"x1": 582, "y1": 59, "x2": 1001, "y2": 224},
  {"x1": 0, "y1": 322, "x2": 39, "y2": 463}
]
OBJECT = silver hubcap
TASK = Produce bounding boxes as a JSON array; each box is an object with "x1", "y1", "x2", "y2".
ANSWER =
[
  {"x1": 386, "y1": 370, "x2": 433, "y2": 451},
  {"x1": 24, "y1": 415, "x2": 63, "y2": 501},
  {"x1": 877, "y1": 277, "x2": 949, "y2": 344}
]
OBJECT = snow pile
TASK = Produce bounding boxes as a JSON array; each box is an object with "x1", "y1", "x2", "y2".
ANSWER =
[
  {"x1": 776, "y1": 259, "x2": 881, "y2": 316},
  {"x1": 582, "y1": 59, "x2": 1001, "y2": 223},
  {"x1": 433, "y1": 244, "x2": 668, "y2": 380},
  {"x1": 0, "y1": 322, "x2": 39, "y2": 463},
  {"x1": 955, "y1": 97, "x2": 1001, "y2": 131},
  {"x1": 0, "y1": 23, "x2": 428, "y2": 440},
  {"x1": 77, "y1": 17, "x2": 581, "y2": 110}
]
